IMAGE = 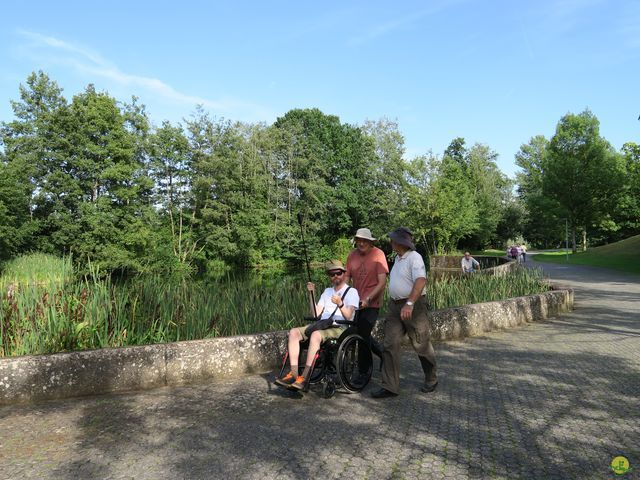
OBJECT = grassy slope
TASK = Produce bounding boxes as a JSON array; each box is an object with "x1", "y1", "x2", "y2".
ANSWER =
[{"x1": 533, "y1": 235, "x2": 640, "y2": 275}]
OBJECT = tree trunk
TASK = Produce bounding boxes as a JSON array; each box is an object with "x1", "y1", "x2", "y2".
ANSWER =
[
  {"x1": 571, "y1": 227, "x2": 577, "y2": 253},
  {"x1": 582, "y1": 229, "x2": 587, "y2": 252}
]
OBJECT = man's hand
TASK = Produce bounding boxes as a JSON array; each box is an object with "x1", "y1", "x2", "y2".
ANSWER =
[
  {"x1": 400, "y1": 304, "x2": 414, "y2": 320},
  {"x1": 331, "y1": 294, "x2": 343, "y2": 306},
  {"x1": 360, "y1": 297, "x2": 369, "y2": 308},
  {"x1": 307, "y1": 282, "x2": 315, "y2": 292}
]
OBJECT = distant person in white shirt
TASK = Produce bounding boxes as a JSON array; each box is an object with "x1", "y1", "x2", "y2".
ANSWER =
[{"x1": 461, "y1": 252, "x2": 480, "y2": 273}]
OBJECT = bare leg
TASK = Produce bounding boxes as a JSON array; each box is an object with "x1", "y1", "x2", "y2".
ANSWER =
[
  {"x1": 304, "y1": 330, "x2": 323, "y2": 366},
  {"x1": 288, "y1": 328, "x2": 302, "y2": 370}
]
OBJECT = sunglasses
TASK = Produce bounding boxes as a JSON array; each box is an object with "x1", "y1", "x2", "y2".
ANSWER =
[{"x1": 328, "y1": 271, "x2": 344, "y2": 277}]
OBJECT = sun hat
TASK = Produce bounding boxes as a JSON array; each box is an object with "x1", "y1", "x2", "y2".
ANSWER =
[
  {"x1": 324, "y1": 259, "x2": 347, "y2": 272},
  {"x1": 353, "y1": 228, "x2": 376, "y2": 242},
  {"x1": 388, "y1": 227, "x2": 415, "y2": 250}
]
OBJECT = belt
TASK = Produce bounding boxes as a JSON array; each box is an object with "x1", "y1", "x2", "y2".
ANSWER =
[{"x1": 391, "y1": 295, "x2": 425, "y2": 305}]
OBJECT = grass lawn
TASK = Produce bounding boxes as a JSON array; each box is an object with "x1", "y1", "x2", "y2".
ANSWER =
[{"x1": 533, "y1": 235, "x2": 640, "y2": 275}]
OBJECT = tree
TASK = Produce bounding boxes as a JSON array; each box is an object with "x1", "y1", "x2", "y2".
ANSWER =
[
  {"x1": 270, "y1": 108, "x2": 377, "y2": 259},
  {"x1": 403, "y1": 154, "x2": 478, "y2": 253},
  {"x1": 515, "y1": 135, "x2": 565, "y2": 248},
  {"x1": 441, "y1": 138, "x2": 508, "y2": 249},
  {"x1": 0, "y1": 155, "x2": 35, "y2": 259},
  {"x1": 2, "y1": 74, "x2": 156, "y2": 272},
  {"x1": 361, "y1": 118, "x2": 408, "y2": 239},
  {"x1": 612, "y1": 142, "x2": 640, "y2": 239},
  {"x1": 464, "y1": 143, "x2": 510, "y2": 249},
  {"x1": 544, "y1": 110, "x2": 625, "y2": 252},
  {"x1": 1, "y1": 71, "x2": 69, "y2": 254}
]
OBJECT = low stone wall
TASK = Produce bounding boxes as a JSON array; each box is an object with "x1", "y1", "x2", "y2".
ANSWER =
[
  {"x1": 0, "y1": 287, "x2": 573, "y2": 405},
  {"x1": 429, "y1": 255, "x2": 516, "y2": 280}
]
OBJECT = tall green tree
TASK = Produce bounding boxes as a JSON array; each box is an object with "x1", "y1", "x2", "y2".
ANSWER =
[
  {"x1": 1, "y1": 71, "x2": 70, "y2": 254},
  {"x1": 464, "y1": 143, "x2": 510, "y2": 248},
  {"x1": 612, "y1": 142, "x2": 640, "y2": 240},
  {"x1": 186, "y1": 109, "x2": 275, "y2": 267},
  {"x1": 442, "y1": 138, "x2": 508, "y2": 249},
  {"x1": 403, "y1": 154, "x2": 478, "y2": 253},
  {"x1": 544, "y1": 110, "x2": 625, "y2": 251},
  {"x1": 361, "y1": 118, "x2": 408, "y2": 239},
  {"x1": 270, "y1": 108, "x2": 376, "y2": 258},
  {"x1": 515, "y1": 135, "x2": 565, "y2": 248}
]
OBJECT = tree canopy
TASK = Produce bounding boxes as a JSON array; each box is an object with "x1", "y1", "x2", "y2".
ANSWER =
[{"x1": 1, "y1": 73, "x2": 638, "y2": 275}]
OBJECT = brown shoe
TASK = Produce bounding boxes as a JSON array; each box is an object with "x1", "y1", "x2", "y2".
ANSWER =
[
  {"x1": 420, "y1": 381, "x2": 438, "y2": 393},
  {"x1": 274, "y1": 372, "x2": 296, "y2": 387},
  {"x1": 370, "y1": 388, "x2": 398, "y2": 398}
]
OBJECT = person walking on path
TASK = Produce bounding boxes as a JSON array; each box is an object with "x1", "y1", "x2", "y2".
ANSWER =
[
  {"x1": 345, "y1": 228, "x2": 389, "y2": 370},
  {"x1": 275, "y1": 260, "x2": 359, "y2": 390},
  {"x1": 461, "y1": 251, "x2": 481, "y2": 274},
  {"x1": 371, "y1": 227, "x2": 438, "y2": 398}
]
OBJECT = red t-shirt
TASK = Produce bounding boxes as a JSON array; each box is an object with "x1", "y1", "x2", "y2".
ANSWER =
[{"x1": 346, "y1": 246, "x2": 389, "y2": 308}]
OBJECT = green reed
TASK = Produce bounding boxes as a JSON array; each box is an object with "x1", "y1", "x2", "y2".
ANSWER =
[
  {"x1": 1, "y1": 262, "x2": 314, "y2": 356},
  {"x1": 425, "y1": 267, "x2": 550, "y2": 311},
  {"x1": 1, "y1": 254, "x2": 550, "y2": 357}
]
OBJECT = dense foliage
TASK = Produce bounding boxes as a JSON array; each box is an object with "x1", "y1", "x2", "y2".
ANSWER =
[
  {"x1": 515, "y1": 110, "x2": 637, "y2": 252},
  {"x1": 1, "y1": 72, "x2": 638, "y2": 275},
  {"x1": 0, "y1": 72, "x2": 507, "y2": 274}
]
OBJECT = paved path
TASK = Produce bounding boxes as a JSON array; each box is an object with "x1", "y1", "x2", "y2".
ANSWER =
[{"x1": 1, "y1": 261, "x2": 638, "y2": 479}]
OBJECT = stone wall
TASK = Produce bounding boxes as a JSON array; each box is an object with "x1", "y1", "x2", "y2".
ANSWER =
[
  {"x1": 0, "y1": 287, "x2": 572, "y2": 405},
  {"x1": 429, "y1": 255, "x2": 516, "y2": 280}
]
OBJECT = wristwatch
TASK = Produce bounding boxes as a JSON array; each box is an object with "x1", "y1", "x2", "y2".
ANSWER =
[{"x1": 406, "y1": 300, "x2": 414, "y2": 306}]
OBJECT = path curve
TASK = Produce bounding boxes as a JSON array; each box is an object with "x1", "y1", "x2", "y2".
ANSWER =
[{"x1": 1, "y1": 261, "x2": 638, "y2": 479}]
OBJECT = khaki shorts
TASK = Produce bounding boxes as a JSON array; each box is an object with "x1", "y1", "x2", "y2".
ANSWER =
[{"x1": 295, "y1": 325, "x2": 345, "y2": 342}]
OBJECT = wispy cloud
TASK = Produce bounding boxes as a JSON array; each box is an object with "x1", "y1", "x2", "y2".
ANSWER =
[
  {"x1": 15, "y1": 29, "x2": 273, "y2": 120},
  {"x1": 347, "y1": 0, "x2": 467, "y2": 46}
]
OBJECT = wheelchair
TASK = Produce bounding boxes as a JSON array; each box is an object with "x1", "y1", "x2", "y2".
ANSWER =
[{"x1": 276, "y1": 320, "x2": 373, "y2": 398}]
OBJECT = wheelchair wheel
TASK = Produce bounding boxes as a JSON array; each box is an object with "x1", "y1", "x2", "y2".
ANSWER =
[
  {"x1": 322, "y1": 378, "x2": 336, "y2": 398},
  {"x1": 336, "y1": 334, "x2": 372, "y2": 393}
]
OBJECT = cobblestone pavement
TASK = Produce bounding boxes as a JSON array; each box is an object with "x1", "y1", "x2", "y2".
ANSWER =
[{"x1": 1, "y1": 261, "x2": 638, "y2": 479}]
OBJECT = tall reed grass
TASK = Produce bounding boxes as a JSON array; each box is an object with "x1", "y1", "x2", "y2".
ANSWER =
[
  {"x1": 425, "y1": 267, "x2": 550, "y2": 310},
  {"x1": 1, "y1": 254, "x2": 550, "y2": 357}
]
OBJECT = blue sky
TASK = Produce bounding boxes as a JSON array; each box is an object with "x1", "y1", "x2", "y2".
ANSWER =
[{"x1": 1, "y1": 0, "x2": 638, "y2": 177}]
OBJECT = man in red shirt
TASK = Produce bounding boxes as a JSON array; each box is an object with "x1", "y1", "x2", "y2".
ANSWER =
[{"x1": 345, "y1": 228, "x2": 389, "y2": 371}]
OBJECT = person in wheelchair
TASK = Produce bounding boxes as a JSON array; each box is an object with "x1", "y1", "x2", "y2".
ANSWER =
[{"x1": 275, "y1": 259, "x2": 360, "y2": 391}]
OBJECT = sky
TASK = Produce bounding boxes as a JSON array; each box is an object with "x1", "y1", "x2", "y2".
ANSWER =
[{"x1": 1, "y1": 0, "x2": 639, "y2": 177}]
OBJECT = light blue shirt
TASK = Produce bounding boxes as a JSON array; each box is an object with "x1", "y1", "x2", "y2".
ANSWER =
[{"x1": 389, "y1": 250, "x2": 427, "y2": 300}]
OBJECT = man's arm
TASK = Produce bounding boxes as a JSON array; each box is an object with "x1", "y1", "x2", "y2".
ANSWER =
[
  {"x1": 401, "y1": 276, "x2": 426, "y2": 320},
  {"x1": 333, "y1": 289, "x2": 359, "y2": 320},
  {"x1": 362, "y1": 273, "x2": 387, "y2": 307},
  {"x1": 307, "y1": 282, "x2": 324, "y2": 317}
]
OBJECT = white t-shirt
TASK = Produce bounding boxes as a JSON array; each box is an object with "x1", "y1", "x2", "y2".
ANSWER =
[
  {"x1": 389, "y1": 250, "x2": 427, "y2": 300},
  {"x1": 317, "y1": 284, "x2": 360, "y2": 325},
  {"x1": 461, "y1": 256, "x2": 479, "y2": 272}
]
